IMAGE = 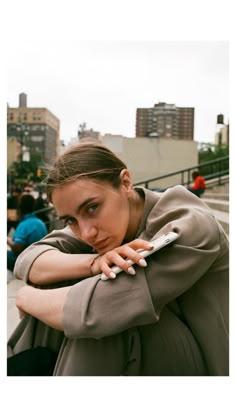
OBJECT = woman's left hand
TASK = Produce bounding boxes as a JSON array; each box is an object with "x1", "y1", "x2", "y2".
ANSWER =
[{"x1": 91, "y1": 239, "x2": 153, "y2": 279}]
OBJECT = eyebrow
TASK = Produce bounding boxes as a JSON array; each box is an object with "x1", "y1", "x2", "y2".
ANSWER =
[{"x1": 58, "y1": 196, "x2": 98, "y2": 220}]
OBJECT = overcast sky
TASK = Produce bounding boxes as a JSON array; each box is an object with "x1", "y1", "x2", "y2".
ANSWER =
[{"x1": 7, "y1": 40, "x2": 229, "y2": 144}]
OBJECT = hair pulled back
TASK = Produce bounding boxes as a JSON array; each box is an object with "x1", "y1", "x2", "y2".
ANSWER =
[{"x1": 45, "y1": 142, "x2": 127, "y2": 201}]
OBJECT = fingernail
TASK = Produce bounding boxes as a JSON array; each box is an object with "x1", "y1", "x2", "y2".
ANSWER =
[
  {"x1": 109, "y1": 272, "x2": 116, "y2": 279},
  {"x1": 128, "y1": 267, "x2": 136, "y2": 275},
  {"x1": 139, "y1": 259, "x2": 147, "y2": 267}
]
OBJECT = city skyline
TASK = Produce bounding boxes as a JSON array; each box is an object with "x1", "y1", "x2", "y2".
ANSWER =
[{"x1": 7, "y1": 41, "x2": 229, "y2": 144}]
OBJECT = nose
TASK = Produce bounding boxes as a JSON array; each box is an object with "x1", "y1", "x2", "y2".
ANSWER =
[{"x1": 79, "y1": 220, "x2": 98, "y2": 244}]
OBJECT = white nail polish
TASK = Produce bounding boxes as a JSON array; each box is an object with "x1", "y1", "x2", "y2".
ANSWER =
[
  {"x1": 109, "y1": 272, "x2": 116, "y2": 279},
  {"x1": 139, "y1": 259, "x2": 147, "y2": 267},
  {"x1": 128, "y1": 267, "x2": 136, "y2": 275}
]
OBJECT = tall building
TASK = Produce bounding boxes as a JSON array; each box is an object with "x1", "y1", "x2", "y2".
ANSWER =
[
  {"x1": 215, "y1": 125, "x2": 229, "y2": 146},
  {"x1": 215, "y1": 114, "x2": 229, "y2": 146},
  {"x1": 7, "y1": 93, "x2": 60, "y2": 168},
  {"x1": 136, "y1": 102, "x2": 194, "y2": 140}
]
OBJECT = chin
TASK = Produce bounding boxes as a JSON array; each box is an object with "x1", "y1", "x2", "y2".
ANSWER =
[{"x1": 97, "y1": 240, "x2": 123, "y2": 255}]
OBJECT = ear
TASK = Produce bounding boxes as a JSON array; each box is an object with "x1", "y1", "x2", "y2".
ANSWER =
[{"x1": 120, "y1": 169, "x2": 133, "y2": 192}]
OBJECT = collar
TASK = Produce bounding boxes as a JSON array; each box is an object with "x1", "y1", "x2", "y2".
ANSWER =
[{"x1": 21, "y1": 213, "x2": 36, "y2": 221}]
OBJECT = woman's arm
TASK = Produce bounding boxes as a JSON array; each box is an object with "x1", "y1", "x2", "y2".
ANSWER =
[
  {"x1": 16, "y1": 227, "x2": 152, "y2": 285},
  {"x1": 16, "y1": 284, "x2": 71, "y2": 330},
  {"x1": 28, "y1": 250, "x2": 98, "y2": 285},
  {"x1": 14, "y1": 227, "x2": 94, "y2": 284},
  {"x1": 15, "y1": 238, "x2": 154, "y2": 328}
]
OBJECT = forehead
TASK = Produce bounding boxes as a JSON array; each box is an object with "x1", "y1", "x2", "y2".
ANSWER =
[{"x1": 51, "y1": 178, "x2": 115, "y2": 210}]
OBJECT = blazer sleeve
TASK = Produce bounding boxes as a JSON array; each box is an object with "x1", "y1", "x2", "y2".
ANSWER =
[
  {"x1": 63, "y1": 190, "x2": 222, "y2": 339},
  {"x1": 14, "y1": 227, "x2": 93, "y2": 283}
]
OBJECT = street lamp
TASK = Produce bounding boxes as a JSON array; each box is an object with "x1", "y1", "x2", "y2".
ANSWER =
[{"x1": 16, "y1": 123, "x2": 30, "y2": 161}]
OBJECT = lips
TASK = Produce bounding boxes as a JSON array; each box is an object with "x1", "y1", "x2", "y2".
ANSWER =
[{"x1": 92, "y1": 238, "x2": 109, "y2": 251}]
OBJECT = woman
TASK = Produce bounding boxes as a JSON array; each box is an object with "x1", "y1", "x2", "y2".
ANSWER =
[{"x1": 8, "y1": 142, "x2": 229, "y2": 375}]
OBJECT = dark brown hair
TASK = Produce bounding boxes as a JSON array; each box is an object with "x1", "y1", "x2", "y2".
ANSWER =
[
  {"x1": 45, "y1": 142, "x2": 127, "y2": 201},
  {"x1": 192, "y1": 170, "x2": 200, "y2": 180},
  {"x1": 18, "y1": 193, "x2": 35, "y2": 214}
]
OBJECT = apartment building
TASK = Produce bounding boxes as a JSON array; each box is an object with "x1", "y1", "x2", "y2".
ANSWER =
[
  {"x1": 215, "y1": 125, "x2": 229, "y2": 146},
  {"x1": 7, "y1": 93, "x2": 60, "y2": 168},
  {"x1": 136, "y1": 102, "x2": 194, "y2": 140}
]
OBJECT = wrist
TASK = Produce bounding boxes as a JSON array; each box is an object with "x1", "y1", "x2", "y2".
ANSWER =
[
  {"x1": 16, "y1": 285, "x2": 34, "y2": 312},
  {"x1": 90, "y1": 255, "x2": 100, "y2": 276}
]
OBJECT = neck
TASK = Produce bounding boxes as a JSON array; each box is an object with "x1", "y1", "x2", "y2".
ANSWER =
[{"x1": 125, "y1": 189, "x2": 144, "y2": 241}]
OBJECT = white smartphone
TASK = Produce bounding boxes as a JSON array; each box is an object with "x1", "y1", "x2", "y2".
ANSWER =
[{"x1": 101, "y1": 231, "x2": 179, "y2": 281}]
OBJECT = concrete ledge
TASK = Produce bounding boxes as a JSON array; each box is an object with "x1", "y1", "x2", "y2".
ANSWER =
[
  {"x1": 203, "y1": 193, "x2": 229, "y2": 201},
  {"x1": 203, "y1": 198, "x2": 229, "y2": 213}
]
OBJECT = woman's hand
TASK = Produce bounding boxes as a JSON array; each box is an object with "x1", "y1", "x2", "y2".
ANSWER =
[{"x1": 90, "y1": 239, "x2": 153, "y2": 279}]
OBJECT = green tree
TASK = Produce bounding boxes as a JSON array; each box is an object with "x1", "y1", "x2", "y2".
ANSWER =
[
  {"x1": 198, "y1": 143, "x2": 229, "y2": 163},
  {"x1": 10, "y1": 152, "x2": 44, "y2": 184},
  {"x1": 198, "y1": 143, "x2": 229, "y2": 178}
]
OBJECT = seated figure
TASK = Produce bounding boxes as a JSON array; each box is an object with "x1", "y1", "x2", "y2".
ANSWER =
[
  {"x1": 188, "y1": 170, "x2": 206, "y2": 197},
  {"x1": 7, "y1": 193, "x2": 47, "y2": 272}
]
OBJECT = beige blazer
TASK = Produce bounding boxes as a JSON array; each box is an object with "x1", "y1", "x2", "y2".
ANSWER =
[{"x1": 8, "y1": 186, "x2": 229, "y2": 375}]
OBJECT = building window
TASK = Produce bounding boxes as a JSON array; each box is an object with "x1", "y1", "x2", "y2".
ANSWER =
[
  {"x1": 32, "y1": 113, "x2": 41, "y2": 121},
  {"x1": 31, "y1": 136, "x2": 44, "y2": 142}
]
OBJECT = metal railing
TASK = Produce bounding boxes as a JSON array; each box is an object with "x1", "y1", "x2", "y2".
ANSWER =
[
  {"x1": 133, "y1": 156, "x2": 229, "y2": 190},
  {"x1": 33, "y1": 206, "x2": 64, "y2": 232}
]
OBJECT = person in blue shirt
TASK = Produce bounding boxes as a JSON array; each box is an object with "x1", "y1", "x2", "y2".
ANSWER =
[{"x1": 7, "y1": 193, "x2": 47, "y2": 272}]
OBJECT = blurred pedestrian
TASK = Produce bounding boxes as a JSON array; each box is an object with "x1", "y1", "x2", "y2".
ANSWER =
[
  {"x1": 7, "y1": 193, "x2": 47, "y2": 272},
  {"x1": 7, "y1": 187, "x2": 22, "y2": 233},
  {"x1": 188, "y1": 170, "x2": 206, "y2": 197}
]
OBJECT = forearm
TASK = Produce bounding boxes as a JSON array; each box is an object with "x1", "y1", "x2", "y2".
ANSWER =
[
  {"x1": 29, "y1": 250, "x2": 98, "y2": 285},
  {"x1": 16, "y1": 285, "x2": 71, "y2": 331}
]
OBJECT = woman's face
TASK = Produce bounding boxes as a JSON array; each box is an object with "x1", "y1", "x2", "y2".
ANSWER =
[{"x1": 51, "y1": 172, "x2": 132, "y2": 254}]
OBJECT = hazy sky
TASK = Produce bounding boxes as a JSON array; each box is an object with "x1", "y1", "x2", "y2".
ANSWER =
[{"x1": 7, "y1": 40, "x2": 229, "y2": 144}]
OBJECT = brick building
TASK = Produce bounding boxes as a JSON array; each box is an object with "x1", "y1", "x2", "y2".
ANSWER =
[
  {"x1": 136, "y1": 102, "x2": 194, "y2": 140},
  {"x1": 7, "y1": 93, "x2": 60, "y2": 168}
]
